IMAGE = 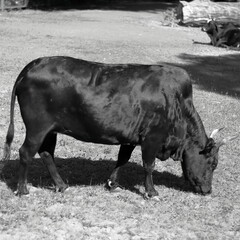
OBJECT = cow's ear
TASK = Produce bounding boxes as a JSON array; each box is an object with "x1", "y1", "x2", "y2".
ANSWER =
[
  {"x1": 200, "y1": 133, "x2": 239, "y2": 155},
  {"x1": 199, "y1": 138, "x2": 215, "y2": 155}
]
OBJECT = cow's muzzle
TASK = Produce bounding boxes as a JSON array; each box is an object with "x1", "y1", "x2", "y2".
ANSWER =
[{"x1": 194, "y1": 185, "x2": 212, "y2": 195}]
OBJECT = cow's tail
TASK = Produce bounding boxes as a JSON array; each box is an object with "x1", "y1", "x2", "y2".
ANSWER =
[
  {"x1": 1, "y1": 59, "x2": 39, "y2": 171},
  {"x1": 2, "y1": 78, "x2": 20, "y2": 162}
]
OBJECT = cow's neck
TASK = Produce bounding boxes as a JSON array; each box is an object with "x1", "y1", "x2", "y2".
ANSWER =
[{"x1": 186, "y1": 107, "x2": 208, "y2": 149}]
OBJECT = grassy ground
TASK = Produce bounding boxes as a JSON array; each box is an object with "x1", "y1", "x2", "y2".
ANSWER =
[{"x1": 0, "y1": 4, "x2": 240, "y2": 239}]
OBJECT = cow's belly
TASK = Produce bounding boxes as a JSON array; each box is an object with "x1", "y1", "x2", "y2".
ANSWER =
[
  {"x1": 64, "y1": 131, "x2": 125, "y2": 145},
  {"x1": 55, "y1": 110, "x2": 141, "y2": 145}
]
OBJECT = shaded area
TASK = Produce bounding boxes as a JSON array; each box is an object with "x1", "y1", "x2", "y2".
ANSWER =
[
  {"x1": 163, "y1": 53, "x2": 240, "y2": 98},
  {"x1": 0, "y1": 157, "x2": 190, "y2": 195},
  {"x1": 29, "y1": 0, "x2": 178, "y2": 12}
]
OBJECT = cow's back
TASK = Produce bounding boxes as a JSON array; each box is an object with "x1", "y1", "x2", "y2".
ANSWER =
[{"x1": 16, "y1": 57, "x2": 192, "y2": 145}]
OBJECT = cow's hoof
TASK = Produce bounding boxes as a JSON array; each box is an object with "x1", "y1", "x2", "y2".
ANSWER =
[
  {"x1": 143, "y1": 193, "x2": 160, "y2": 201},
  {"x1": 143, "y1": 190, "x2": 159, "y2": 199},
  {"x1": 15, "y1": 185, "x2": 29, "y2": 196},
  {"x1": 143, "y1": 193, "x2": 151, "y2": 200},
  {"x1": 152, "y1": 196, "x2": 161, "y2": 201},
  {"x1": 105, "y1": 179, "x2": 123, "y2": 192},
  {"x1": 56, "y1": 184, "x2": 68, "y2": 193}
]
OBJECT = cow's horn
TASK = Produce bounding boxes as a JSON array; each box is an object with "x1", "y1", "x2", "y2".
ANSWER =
[{"x1": 209, "y1": 127, "x2": 224, "y2": 139}]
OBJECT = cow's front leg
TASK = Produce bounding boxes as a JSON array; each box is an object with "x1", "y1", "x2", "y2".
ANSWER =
[
  {"x1": 141, "y1": 142, "x2": 159, "y2": 198},
  {"x1": 107, "y1": 144, "x2": 135, "y2": 191},
  {"x1": 143, "y1": 159, "x2": 158, "y2": 198}
]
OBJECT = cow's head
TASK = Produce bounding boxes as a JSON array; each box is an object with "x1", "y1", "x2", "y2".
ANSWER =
[
  {"x1": 181, "y1": 129, "x2": 237, "y2": 195},
  {"x1": 202, "y1": 19, "x2": 218, "y2": 34}
]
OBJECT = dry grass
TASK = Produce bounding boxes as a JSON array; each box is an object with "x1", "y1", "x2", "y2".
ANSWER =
[{"x1": 0, "y1": 7, "x2": 240, "y2": 239}]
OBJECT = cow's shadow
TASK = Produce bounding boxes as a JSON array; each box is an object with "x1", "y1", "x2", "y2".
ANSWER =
[
  {"x1": 0, "y1": 157, "x2": 191, "y2": 195},
  {"x1": 162, "y1": 53, "x2": 240, "y2": 98}
]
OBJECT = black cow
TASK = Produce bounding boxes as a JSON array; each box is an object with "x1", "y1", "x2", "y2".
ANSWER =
[
  {"x1": 2, "y1": 56, "x2": 230, "y2": 198},
  {"x1": 201, "y1": 19, "x2": 240, "y2": 49}
]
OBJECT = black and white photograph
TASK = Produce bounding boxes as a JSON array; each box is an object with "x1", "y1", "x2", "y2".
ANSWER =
[{"x1": 0, "y1": 0, "x2": 239, "y2": 239}]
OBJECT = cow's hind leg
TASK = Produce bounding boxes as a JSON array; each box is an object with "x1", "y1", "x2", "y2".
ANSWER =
[
  {"x1": 17, "y1": 131, "x2": 47, "y2": 195},
  {"x1": 38, "y1": 132, "x2": 67, "y2": 192},
  {"x1": 107, "y1": 144, "x2": 135, "y2": 191}
]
